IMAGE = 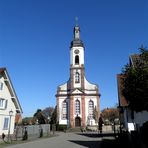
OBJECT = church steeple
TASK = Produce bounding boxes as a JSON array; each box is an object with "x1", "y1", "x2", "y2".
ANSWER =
[
  {"x1": 70, "y1": 20, "x2": 84, "y2": 48},
  {"x1": 56, "y1": 22, "x2": 100, "y2": 129}
]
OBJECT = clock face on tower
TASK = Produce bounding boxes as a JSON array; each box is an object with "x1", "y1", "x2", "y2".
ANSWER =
[{"x1": 74, "y1": 49, "x2": 79, "y2": 54}]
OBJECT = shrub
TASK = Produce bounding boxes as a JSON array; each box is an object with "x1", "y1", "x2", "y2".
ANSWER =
[{"x1": 56, "y1": 124, "x2": 67, "y2": 131}]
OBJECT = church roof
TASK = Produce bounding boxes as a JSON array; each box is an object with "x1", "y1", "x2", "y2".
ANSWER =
[{"x1": 70, "y1": 39, "x2": 84, "y2": 48}]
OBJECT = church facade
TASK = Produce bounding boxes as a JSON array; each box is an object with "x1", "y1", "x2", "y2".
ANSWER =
[{"x1": 56, "y1": 24, "x2": 100, "y2": 128}]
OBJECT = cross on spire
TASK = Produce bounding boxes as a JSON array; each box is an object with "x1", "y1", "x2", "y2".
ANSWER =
[{"x1": 75, "y1": 16, "x2": 78, "y2": 26}]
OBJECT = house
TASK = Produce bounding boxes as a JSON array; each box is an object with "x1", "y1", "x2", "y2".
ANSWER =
[
  {"x1": 117, "y1": 54, "x2": 148, "y2": 132},
  {"x1": 56, "y1": 24, "x2": 100, "y2": 128},
  {"x1": 0, "y1": 68, "x2": 23, "y2": 136}
]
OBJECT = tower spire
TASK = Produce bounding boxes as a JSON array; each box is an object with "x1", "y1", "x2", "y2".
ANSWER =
[
  {"x1": 70, "y1": 18, "x2": 84, "y2": 47},
  {"x1": 74, "y1": 17, "x2": 80, "y2": 40},
  {"x1": 75, "y1": 16, "x2": 78, "y2": 26}
]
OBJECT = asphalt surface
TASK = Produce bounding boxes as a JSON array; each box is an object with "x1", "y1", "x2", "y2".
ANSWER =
[{"x1": 4, "y1": 132, "x2": 118, "y2": 148}]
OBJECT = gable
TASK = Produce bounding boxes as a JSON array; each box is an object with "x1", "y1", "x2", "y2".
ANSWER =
[
  {"x1": 0, "y1": 68, "x2": 23, "y2": 113},
  {"x1": 71, "y1": 89, "x2": 84, "y2": 94}
]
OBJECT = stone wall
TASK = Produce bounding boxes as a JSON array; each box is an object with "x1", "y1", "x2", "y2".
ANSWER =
[
  {"x1": 14, "y1": 124, "x2": 50, "y2": 139},
  {"x1": 86, "y1": 125, "x2": 120, "y2": 133}
]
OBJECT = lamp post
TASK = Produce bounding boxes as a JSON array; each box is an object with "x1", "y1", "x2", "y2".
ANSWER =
[
  {"x1": 36, "y1": 119, "x2": 39, "y2": 125},
  {"x1": 47, "y1": 116, "x2": 50, "y2": 124},
  {"x1": 8, "y1": 110, "x2": 13, "y2": 142},
  {"x1": 47, "y1": 116, "x2": 51, "y2": 136},
  {"x1": 117, "y1": 105, "x2": 123, "y2": 134}
]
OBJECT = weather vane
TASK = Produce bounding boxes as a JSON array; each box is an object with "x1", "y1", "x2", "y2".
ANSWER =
[{"x1": 75, "y1": 16, "x2": 78, "y2": 26}]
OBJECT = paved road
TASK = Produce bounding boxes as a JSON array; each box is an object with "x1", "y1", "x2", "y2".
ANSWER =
[{"x1": 5, "y1": 132, "x2": 115, "y2": 148}]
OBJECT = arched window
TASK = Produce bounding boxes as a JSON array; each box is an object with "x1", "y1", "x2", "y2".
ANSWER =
[
  {"x1": 75, "y1": 55, "x2": 79, "y2": 65},
  {"x1": 88, "y1": 100, "x2": 94, "y2": 119},
  {"x1": 62, "y1": 100, "x2": 67, "y2": 119},
  {"x1": 75, "y1": 99, "x2": 80, "y2": 115},
  {"x1": 75, "y1": 72, "x2": 80, "y2": 83}
]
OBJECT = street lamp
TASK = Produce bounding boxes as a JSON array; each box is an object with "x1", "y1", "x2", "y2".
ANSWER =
[
  {"x1": 8, "y1": 110, "x2": 13, "y2": 142},
  {"x1": 117, "y1": 106, "x2": 123, "y2": 133},
  {"x1": 36, "y1": 119, "x2": 39, "y2": 125},
  {"x1": 48, "y1": 116, "x2": 51, "y2": 124},
  {"x1": 47, "y1": 116, "x2": 51, "y2": 136}
]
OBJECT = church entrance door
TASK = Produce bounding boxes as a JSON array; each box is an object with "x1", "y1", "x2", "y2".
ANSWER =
[{"x1": 75, "y1": 117, "x2": 81, "y2": 127}]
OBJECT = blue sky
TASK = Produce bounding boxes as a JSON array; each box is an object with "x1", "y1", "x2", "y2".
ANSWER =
[{"x1": 0, "y1": 0, "x2": 148, "y2": 117}]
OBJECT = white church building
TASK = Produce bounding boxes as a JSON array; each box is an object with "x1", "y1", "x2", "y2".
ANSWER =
[{"x1": 56, "y1": 24, "x2": 100, "y2": 128}]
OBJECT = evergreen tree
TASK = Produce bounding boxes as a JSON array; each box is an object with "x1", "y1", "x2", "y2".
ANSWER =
[
  {"x1": 34, "y1": 109, "x2": 46, "y2": 124},
  {"x1": 121, "y1": 46, "x2": 148, "y2": 112}
]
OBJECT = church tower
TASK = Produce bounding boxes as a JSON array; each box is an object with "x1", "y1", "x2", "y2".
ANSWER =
[
  {"x1": 70, "y1": 25, "x2": 85, "y2": 90},
  {"x1": 56, "y1": 23, "x2": 100, "y2": 128}
]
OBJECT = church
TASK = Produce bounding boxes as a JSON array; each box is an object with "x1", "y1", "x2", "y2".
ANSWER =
[{"x1": 56, "y1": 24, "x2": 100, "y2": 128}]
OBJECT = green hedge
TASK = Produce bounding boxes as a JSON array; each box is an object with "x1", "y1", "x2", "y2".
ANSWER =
[{"x1": 56, "y1": 124, "x2": 67, "y2": 131}]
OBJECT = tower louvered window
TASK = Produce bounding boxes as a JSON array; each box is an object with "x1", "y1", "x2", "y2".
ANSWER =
[
  {"x1": 75, "y1": 55, "x2": 79, "y2": 65},
  {"x1": 75, "y1": 72, "x2": 80, "y2": 83}
]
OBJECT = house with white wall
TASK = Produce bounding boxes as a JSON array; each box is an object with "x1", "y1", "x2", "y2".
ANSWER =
[
  {"x1": 0, "y1": 68, "x2": 23, "y2": 136},
  {"x1": 117, "y1": 54, "x2": 148, "y2": 132}
]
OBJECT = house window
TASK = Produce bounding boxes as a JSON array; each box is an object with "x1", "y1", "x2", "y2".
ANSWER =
[
  {"x1": 0, "y1": 82, "x2": 3, "y2": 90},
  {"x1": 3, "y1": 117, "x2": 9, "y2": 130},
  {"x1": 75, "y1": 72, "x2": 80, "y2": 83},
  {"x1": 75, "y1": 55, "x2": 79, "y2": 65},
  {"x1": 0, "y1": 99, "x2": 4, "y2": 107},
  {"x1": 0, "y1": 98, "x2": 7, "y2": 109},
  {"x1": 62, "y1": 100, "x2": 67, "y2": 119},
  {"x1": 88, "y1": 100, "x2": 94, "y2": 119},
  {"x1": 75, "y1": 99, "x2": 80, "y2": 115}
]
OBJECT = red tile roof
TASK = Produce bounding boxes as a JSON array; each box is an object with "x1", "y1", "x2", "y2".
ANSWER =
[
  {"x1": 0, "y1": 67, "x2": 6, "y2": 73},
  {"x1": 117, "y1": 74, "x2": 128, "y2": 107}
]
